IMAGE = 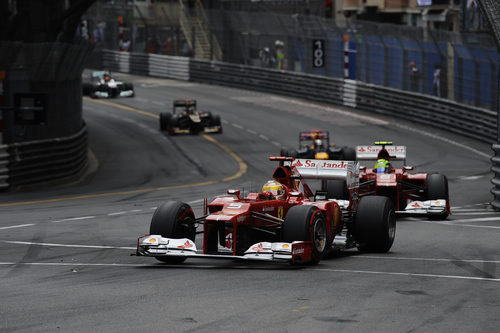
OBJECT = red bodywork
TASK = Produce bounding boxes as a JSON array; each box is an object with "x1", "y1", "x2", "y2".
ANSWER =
[
  {"x1": 358, "y1": 145, "x2": 450, "y2": 214},
  {"x1": 202, "y1": 160, "x2": 343, "y2": 259}
]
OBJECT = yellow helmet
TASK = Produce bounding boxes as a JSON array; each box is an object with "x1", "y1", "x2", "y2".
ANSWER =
[{"x1": 262, "y1": 180, "x2": 284, "y2": 198}]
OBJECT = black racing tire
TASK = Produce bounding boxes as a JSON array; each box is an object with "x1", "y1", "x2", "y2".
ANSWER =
[
  {"x1": 426, "y1": 173, "x2": 449, "y2": 220},
  {"x1": 355, "y1": 196, "x2": 396, "y2": 253},
  {"x1": 159, "y1": 112, "x2": 172, "y2": 132},
  {"x1": 283, "y1": 205, "x2": 327, "y2": 265},
  {"x1": 124, "y1": 82, "x2": 134, "y2": 97},
  {"x1": 342, "y1": 147, "x2": 356, "y2": 161},
  {"x1": 326, "y1": 179, "x2": 349, "y2": 200},
  {"x1": 150, "y1": 201, "x2": 196, "y2": 263},
  {"x1": 212, "y1": 115, "x2": 222, "y2": 133}
]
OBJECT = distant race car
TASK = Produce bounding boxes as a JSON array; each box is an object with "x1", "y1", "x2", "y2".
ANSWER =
[
  {"x1": 135, "y1": 156, "x2": 396, "y2": 265},
  {"x1": 327, "y1": 141, "x2": 450, "y2": 220},
  {"x1": 82, "y1": 71, "x2": 134, "y2": 98},
  {"x1": 280, "y1": 130, "x2": 356, "y2": 161},
  {"x1": 159, "y1": 99, "x2": 222, "y2": 135}
]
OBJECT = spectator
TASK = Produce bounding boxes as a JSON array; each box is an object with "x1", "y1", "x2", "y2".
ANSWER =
[
  {"x1": 122, "y1": 38, "x2": 131, "y2": 52},
  {"x1": 433, "y1": 64, "x2": 441, "y2": 97},
  {"x1": 409, "y1": 61, "x2": 420, "y2": 92}
]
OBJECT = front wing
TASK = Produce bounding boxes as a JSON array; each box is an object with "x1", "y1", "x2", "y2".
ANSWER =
[
  {"x1": 135, "y1": 235, "x2": 313, "y2": 264},
  {"x1": 397, "y1": 199, "x2": 449, "y2": 218},
  {"x1": 169, "y1": 125, "x2": 222, "y2": 134}
]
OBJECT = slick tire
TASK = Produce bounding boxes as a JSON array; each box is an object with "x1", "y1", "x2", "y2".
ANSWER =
[
  {"x1": 150, "y1": 201, "x2": 196, "y2": 264},
  {"x1": 342, "y1": 147, "x2": 356, "y2": 161},
  {"x1": 355, "y1": 196, "x2": 396, "y2": 253},
  {"x1": 426, "y1": 173, "x2": 449, "y2": 220},
  {"x1": 283, "y1": 205, "x2": 327, "y2": 265},
  {"x1": 326, "y1": 180, "x2": 349, "y2": 200}
]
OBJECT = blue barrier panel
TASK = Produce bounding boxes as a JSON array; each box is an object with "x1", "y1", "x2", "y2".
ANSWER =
[
  {"x1": 383, "y1": 37, "x2": 403, "y2": 90},
  {"x1": 290, "y1": 37, "x2": 306, "y2": 73},
  {"x1": 454, "y1": 45, "x2": 475, "y2": 103},
  {"x1": 402, "y1": 39, "x2": 424, "y2": 93},
  {"x1": 328, "y1": 35, "x2": 344, "y2": 78},
  {"x1": 420, "y1": 41, "x2": 442, "y2": 95},
  {"x1": 348, "y1": 40, "x2": 357, "y2": 80},
  {"x1": 359, "y1": 41, "x2": 367, "y2": 82},
  {"x1": 469, "y1": 46, "x2": 492, "y2": 106},
  {"x1": 365, "y1": 36, "x2": 385, "y2": 86}
]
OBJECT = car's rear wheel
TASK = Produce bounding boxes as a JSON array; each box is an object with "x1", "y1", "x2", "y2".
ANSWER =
[
  {"x1": 283, "y1": 205, "x2": 327, "y2": 264},
  {"x1": 326, "y1": 179, "x2": 349, "y2": 200},
  {"x1": 342, "y1": 147, "x2": 356, "y2": 161},
  {"x1": 212, "y1": 115, "x2": 222, "y2": 133},
  {"x1": 426, "y1": 173, "x2": 449, "y2": 220},
  {"x1": 150, "y1": 201, "x2": 196, "y2": 263},
  {"x1": 355, "y1": 196, "x2": 395, "y2": 253}
]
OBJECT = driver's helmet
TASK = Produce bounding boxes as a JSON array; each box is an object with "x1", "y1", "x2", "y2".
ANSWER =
[
  {"x1": 314, "y1": 139, "x2": 323, "y2": 149},
  {"x1": 373, "y1": 159, "x2": 391, "y2": 174},
  {"x1": 187, "y1": 105, "x2": 195, "y2": 113},
  {"x1": 262, "y1": 180, "x2": 284, "y2": 199},
  {"x1": 103, "y1": 74, "x2": 110, "y2": 82}
]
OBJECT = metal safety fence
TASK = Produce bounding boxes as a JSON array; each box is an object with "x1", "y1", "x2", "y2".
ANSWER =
[{"x1": 0, "y1": 125, "x2": 88, "y2": 190}]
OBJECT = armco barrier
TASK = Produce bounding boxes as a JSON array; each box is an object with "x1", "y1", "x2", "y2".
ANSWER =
[
  {"x1": 491, "y1": 144, "x2": 500, "y2": 210},
  {"x1": 0, "y1": 125, "x2": 87, "y2": 190}
]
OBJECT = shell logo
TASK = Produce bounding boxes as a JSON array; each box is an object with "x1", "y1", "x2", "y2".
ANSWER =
[
  {"x1": 282, "y1": 244, "x2": 289, "y2": 249},
  {"x1": 149, "y1": 238, "x2": 157, "y2": 243}
]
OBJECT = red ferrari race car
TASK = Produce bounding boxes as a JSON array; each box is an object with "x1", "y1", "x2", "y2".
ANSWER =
[
  {"x1": 135, "y1": 157, "x2": 396, "y2": 265},
  {"x1": 350, "y1": 141, "x2": 450, "y2": 220}
]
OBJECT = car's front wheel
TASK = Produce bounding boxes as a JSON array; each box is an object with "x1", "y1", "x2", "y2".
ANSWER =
[
  {"x1": 283, "y1": 205, "x2": 327, "y2": 264},
  {"x1": 150, "y1": 201, "x2": 196, "y2": 263}
]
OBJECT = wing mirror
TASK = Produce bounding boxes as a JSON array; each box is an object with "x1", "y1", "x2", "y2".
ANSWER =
[
  {"x1": 227, "y1": 189, "x2": 241, "y2": 199},
  {"x1": 403, "y1": 166, "x2": 414, "y2": 172},
  {"x1": 359, "y1": 166, "x2": 366, "y2": 172}
]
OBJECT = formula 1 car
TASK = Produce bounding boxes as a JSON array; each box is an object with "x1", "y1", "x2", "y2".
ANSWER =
[
  {"x1": 135, "y1": 156, "x2": 396, "y2": 265},
  {"x1": 82, "y1": 71, "x2": 134, "y2": 98},
  {"x1": 340, "y1": 141, "x2": 449, "y2": 219},
  {"x1": 159, "y1": 99, "x2": 222, "y2": 135},
  {"x1": 280, "y1": 130, "x2": 356, "y2": 161}
]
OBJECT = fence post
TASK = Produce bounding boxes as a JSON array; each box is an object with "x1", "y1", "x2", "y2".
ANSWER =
[{"x1": 491, "y1": 144, "x2": 500, "y2": 210}]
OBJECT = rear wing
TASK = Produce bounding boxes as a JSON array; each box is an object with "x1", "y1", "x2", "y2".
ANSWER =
[
  {"x1": 173, "y1": 99, "x2": 196, "y2": 107},
  {"x1": 356, "y1": 145, "x2": 406, "y2": 161},
  {"x1": 285, "y1": 158, "x2": 359, "y2": 190},
  {"x1": 299, "y1": 130, "x2": 329, "y2": 141}
]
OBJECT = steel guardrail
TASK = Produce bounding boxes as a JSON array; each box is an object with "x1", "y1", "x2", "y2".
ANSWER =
[{"x1": 0, "y1": 125, "x2": 88, "y2": 190}]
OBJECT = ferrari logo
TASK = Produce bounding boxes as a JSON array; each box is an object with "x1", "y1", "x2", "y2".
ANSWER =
[{"x1": 277, "y1": 207, "x2": 284, "y2": 219}]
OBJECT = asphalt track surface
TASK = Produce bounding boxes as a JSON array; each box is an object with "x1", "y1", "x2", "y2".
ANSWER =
[{"x1": 0, "y1": 73, "x2": 498, "y2": 332}]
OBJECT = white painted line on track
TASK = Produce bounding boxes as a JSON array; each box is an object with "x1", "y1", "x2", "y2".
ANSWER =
[
  {"x1": 51, "y1": 216, "x2": 96, "y2": 223},
  {"x1": 0, "y1": 261, "x2": 497, "y2": 282},
  {"x1": 108, "y1": 211, "x2": 127, "y2": 216},
  {"x1": 452, "y1": 212, "x2": 498, "y2": 216},
  {"x1": 313, "y1": 268, "x2": 500, "y2": 282},
  {"x1": 187, "y1": 199, "x2": 206, "y2": 205},
  {"x1": 356, "y1": 255, "x2": 500, "y2": 264},
  {"x1": 419, "y1": 220, "x2": 500, "y2": 229},
  {"x1": 1, "y1": 240, "x2": 135, "y2": 250},
  {"x1": 152, "y1": 101, "x2": 165, "y2": 107},
  {"x1": 448, "y1": 216, "x2": 500, "y2": 223},
  {"x1": 259, "y1": 134, "x2": 269, "y2": 140},
  {"x1": 271, "y1": 141, "x2": 281, "y2": 147},
  {"x1": 270, "y1": 96, "x2": 390, "y2": 125},
  {"x1": 0, "y1": 224, "x2": 35, "y2": 230},
  {"x1": 231, "y1": 123, "x2": 243, "y2": 129},
  {"x1": 394, "y1": 124, "x2": 490, "y2": 159},
  {"x1": 247, "y1": 129, "x2": 257, "y2": 134},
  {"x1": 221, "y1": 119, "x2": 229, "y2": 124}
]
